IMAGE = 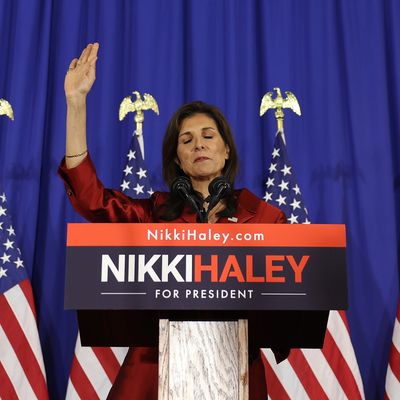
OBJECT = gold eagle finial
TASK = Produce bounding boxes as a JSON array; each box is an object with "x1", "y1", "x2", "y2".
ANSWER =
[
  {"x1": 260, "y1": 88, "x2": 301, "y2": 131},
  {"x1": 0, "y1": 98, "x2": 14, "y2": 121},
  {"x1": 119, "y1": 91, "x2": 159, "y2": 135}
]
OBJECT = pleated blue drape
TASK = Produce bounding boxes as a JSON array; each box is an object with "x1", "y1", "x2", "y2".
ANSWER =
[{"x1": 0, "y1": 1, "x2": 399, "y2": 398}]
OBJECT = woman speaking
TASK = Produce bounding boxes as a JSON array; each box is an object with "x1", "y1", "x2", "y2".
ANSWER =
[{"x1": 59, "y1": 43, "x2": 288, "y2": 399}]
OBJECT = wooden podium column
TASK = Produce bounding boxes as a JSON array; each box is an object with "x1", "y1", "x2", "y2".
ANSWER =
[{"x1": 158, "y1": 319, "x2": 249, "y2": 400}]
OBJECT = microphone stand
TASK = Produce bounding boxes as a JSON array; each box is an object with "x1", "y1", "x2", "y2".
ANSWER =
[
  {"x1": 170, "y1": 176, "x2": 208, "y2": 223},
  {"x1": 205, "y1": 177, "x2": 232, "y2": 221},
  {"x1": 198, "y1": 208, "x2": 208, "y2": 223}
]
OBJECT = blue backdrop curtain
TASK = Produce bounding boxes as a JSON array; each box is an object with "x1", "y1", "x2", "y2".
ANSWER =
[{"x1": 0, "y1": 0, "x2": 399, "y2": 398}]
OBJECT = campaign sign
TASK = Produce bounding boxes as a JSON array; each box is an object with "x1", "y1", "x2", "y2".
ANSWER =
[{"x1": 65, "y1": 223, "x2": 347, "y2": 311}]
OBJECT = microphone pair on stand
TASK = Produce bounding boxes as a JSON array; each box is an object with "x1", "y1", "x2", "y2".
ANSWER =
[{"x1": 171, "y1": 176, "x2": 232, "y2": 223}]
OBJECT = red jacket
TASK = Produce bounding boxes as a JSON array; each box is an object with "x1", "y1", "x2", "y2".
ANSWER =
[{"x1": 59, "y1": 154, "x2": 287, "y2": 399}]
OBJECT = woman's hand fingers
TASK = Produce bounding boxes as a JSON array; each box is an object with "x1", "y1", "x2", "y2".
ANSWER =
[
  {"x1": 68, "y1": 58, "x2": 78, "y2": 70},
  {"x1": 78, "y1": 44, "x2": 90, "y2": 64},
  {"x1": 65, "y1": 43, "x2": 100, "y2": 100},
  {"x1": 88, "y1": 43, "x2": 99, "y2": 65}
]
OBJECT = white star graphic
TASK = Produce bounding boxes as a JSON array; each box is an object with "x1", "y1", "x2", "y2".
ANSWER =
[
  {"x1": 293, "y1": 184, "x2": 301, "y2": 195},
  {"x1": 134, "y1": 183, "x2": 144, "y2": 195},
  {"x1": 281, "y1": 164, "x2": 292, "y2": 176},
  {"x1": 276, "y1": 195, "x2": 286, "y2": 206},
  {"x1": 136, "y1": 168, "x2": 147, "y2": 179},
  {"x1": 278, "y1": 180, "x2": 289, "y2": 191},
  {"x1": 0, "y1": 222, "x2": 3, "y2": 230},
  {"x1": 120, "y1": 180, "x2": 130, "y2": 191},
  {"x1": 127, "y1": 150, "x2": 136, "y2": 160},
  {"x1": 0, "y1": 206, "x2": 7, "y2": 216},
  {"x1": 0, "y1": 193, "x2": 6, "y2": 202},
  {"x1": 304, "y1": 207, "x2": 308, "y2": 215},
  {"x1": 123, "y1": 165, "x2": 133, "y2": 176},
  {"x1": 288, "y1": 213, "x2": 299, "y2": 224},
  {"x1": 1, "y1": 253, "x2": 11, "y2": 264},
  {"x1": 272, "y1": 148, "x2": 280, "y2": 158},
  {"x1": 303, "y1": 218, "x2": 311, "y2": 224},
  {"x1": 263, "y1": 192, "x2": 273, "y2": 202},
  {"x1": 266, "y1": 177, "x2": 275, "y2": 188},
  {"x1": 14, "y1": 257, "x2": 24, "y2": 269},
  {"x1": 3, "y1": 239, "x2": 14, "y2": 250},
  {"x1": 0, "y1": 267, "x2": 7, "y2": 279},
  {"x1": 147, "y1": 188, "x2": 154, "y2": 196},
  {"x1": 290, "y1": 199, "x2": 301, "y2": 211},
  {"x1": 6, "y1": 225, "x2": 15, "y2": 236},
  {"x1": 268, "y1": 163, "x2": 277, "y2": 173}
]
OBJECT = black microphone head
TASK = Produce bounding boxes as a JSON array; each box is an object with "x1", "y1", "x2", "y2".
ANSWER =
[
  {"x1": 208, "y1": 176, "x2": 231, "y2": 199},
  {"x1": 170, "y1": 176, "x2": 193, "y2": 200},
  {"x1": 170, "y1": 176, "x2": 206, "y2": 221},
  {"x1": 207, "y1": 176, "x2": 232, "y2": 214}
]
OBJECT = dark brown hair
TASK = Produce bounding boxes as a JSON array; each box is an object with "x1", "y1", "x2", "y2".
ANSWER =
[{"x1": 158, "y1": 101, "x2": 239, "y2": 221}]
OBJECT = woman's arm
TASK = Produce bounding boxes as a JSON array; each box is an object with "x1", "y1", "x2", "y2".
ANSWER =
[
  {"x1": 60, "y1": 43, "x2": 157, "y2": 223},
  {"x1": 64, "y1": 43, "x2": 99, "y2": 169}
]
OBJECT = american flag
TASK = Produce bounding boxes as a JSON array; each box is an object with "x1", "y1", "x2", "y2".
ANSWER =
[
  {"x1": 261, "y1": 131, "x2": 365, "y2": 399},
  {"x1": 0, "y1": 190, "x2": 49, "y2": 400},
  {"x1": 120, "y1": 132, "x2": 154, "y2": 198},
  {"x1": 66, "y1": 131, "x2": 154, "y2": 399},
  {"x1": 384, "y1": 301, "x2": 400, "y2": 399}
]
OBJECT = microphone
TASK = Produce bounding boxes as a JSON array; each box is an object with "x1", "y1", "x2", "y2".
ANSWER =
[
  {"x1": 170, "y1": 176, "x2": 207, "y2": 222},
  {"x1": 171, "y1": 176, "x2": 193, "y2": 200},
  {"x1": 207, "y1": 176, "x2": 232, "y2": 214}
]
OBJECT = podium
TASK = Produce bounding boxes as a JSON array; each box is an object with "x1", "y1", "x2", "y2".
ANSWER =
[{"x1": 65, "y1": 223, "x2": 347, "y2": 399}]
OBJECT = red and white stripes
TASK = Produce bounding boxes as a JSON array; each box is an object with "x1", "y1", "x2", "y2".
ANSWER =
[
  {"x1": 66, "y1": 335, "x2": 128, "y2": 400},
  {"x1": 262, "y1": 310, "x2": 365, "y2": 400},
  {"x1": 0, "y1": 279, "x2": 48, "y2": 400},
  {"x1": 385, "y1": 302, "x2": 400, "y2": 400}
]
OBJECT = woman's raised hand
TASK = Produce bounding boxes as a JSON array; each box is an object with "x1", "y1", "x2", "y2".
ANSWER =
[{"x1": 64, "y1": 43, "x2": 99, "y2": 101}]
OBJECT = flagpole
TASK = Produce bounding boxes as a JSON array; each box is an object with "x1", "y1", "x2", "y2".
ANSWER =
[{"x1": 275, "y1": 108, "x2": 284, "y2": 132}]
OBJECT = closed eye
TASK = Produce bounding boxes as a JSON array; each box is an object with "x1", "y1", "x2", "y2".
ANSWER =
[{"x1": 202, "y1": 127, "x2": 217, "y2": 138}]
